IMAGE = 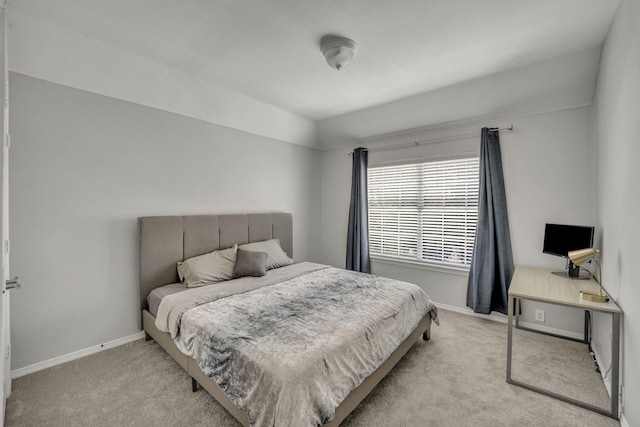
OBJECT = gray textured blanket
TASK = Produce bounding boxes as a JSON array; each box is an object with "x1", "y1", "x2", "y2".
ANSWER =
[
  {"x1": 156, "y1": 262, "x2": 328, "y2": 338},
  {"x1": 162, "y1": 262, "x2": 438, "y2": 427}
]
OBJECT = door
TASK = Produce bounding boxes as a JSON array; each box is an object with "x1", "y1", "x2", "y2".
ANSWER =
[{"x1": 1, "y1": 2, "x2": 9, "y2": 425}]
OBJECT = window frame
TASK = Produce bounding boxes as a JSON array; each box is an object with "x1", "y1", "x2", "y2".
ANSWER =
[{"x1": 367, "y1": 153, "x2": 480, "y2": 272}]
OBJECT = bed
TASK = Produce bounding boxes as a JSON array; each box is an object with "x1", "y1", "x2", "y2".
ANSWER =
[{"x1": 139, "y1": 212, "x2": 438, "y2": 426}]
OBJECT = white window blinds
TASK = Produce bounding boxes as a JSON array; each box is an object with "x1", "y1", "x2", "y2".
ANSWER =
[{"x1": 368, "y1": 157, "x2": 479, "y2": 266}]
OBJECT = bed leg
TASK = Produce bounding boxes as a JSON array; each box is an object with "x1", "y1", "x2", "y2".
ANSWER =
[
  {"x1": 422, "y1": 329, "x2": 431, "y2": 341},
  {"x1": 144, "y1": 332, "x2": 153, "y2": 342},
  {"x1": 192, "y1": 378, "x2": 199, "y2": 392}
]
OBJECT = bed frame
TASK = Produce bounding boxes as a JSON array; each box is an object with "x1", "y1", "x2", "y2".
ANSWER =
[{"x1": 139, "y1": 212, "x2": 431, "y2": 426}]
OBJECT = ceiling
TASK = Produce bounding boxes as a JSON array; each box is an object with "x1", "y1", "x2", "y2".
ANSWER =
[{"x1": 10, "y1": 0, "x2": 620, "y2": 124}]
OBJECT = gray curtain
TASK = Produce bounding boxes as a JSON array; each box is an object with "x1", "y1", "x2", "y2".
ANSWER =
[
  {"x1": 466, "y1": 128, "x2": 514, "y2": 315},
  {"x1": 346, "y1": 148, "x2": 371, "y2": 273}
]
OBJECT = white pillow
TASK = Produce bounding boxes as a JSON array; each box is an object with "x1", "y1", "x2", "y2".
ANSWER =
[
  {"x1": 238, "y1": 239, "x2": 293, "y2": 270},
  {"x1": 177, "y1": 244, "x2": 238, "y2": 288}
]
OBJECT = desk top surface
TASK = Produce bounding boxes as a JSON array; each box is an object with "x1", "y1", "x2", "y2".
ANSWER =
[{"x1": 509, "y1": 266, "x2": 621, "y2": 313}]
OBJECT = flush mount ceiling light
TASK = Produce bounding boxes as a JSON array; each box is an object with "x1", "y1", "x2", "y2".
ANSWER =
[{"x1": 320, "y1": 35, "x2": 357, "y2": 70}]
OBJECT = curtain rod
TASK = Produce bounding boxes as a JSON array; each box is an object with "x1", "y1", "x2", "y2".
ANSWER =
[{"x1": 347, "y1": 125, "x2": 514, "y2": 155}]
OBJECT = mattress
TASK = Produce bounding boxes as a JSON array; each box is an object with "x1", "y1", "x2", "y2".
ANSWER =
[{"x1": 147, "y1": 282, "x2": 187, "y2": 317}]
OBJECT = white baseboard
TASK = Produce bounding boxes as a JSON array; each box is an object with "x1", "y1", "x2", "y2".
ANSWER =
[
  {"x1": 620, "y1": 414, "x2": 629, "y2": 427},
  {"x1": 435, "y1": 302, "x2": 583, "y2": 340},
  {"x1": 516, "y1": 321, "x2": 584, "y2": 341},
  {"x1": 590, "y1": 342, "x2": 613, "y2": 399},
  {"x1": 435, "y1": 302, "x2": 508, "y2": 323},
  {"x1": 11, "y1": 331, "x2": 146, "y2": 379}
]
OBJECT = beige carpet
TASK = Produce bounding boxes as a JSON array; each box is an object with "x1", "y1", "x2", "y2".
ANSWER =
[{"x1": 5, "y1": 310, "x2": 619, "y2": 426}]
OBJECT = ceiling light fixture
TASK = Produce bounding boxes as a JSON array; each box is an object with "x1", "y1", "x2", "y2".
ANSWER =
[{"x1": 320, "y1": 35, "x2": 357, "y2": 71}]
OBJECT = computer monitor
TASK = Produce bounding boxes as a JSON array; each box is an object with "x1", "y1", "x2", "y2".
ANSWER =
[{"x1": 543, "y1": 223, "x2": 594, "y2": 279}]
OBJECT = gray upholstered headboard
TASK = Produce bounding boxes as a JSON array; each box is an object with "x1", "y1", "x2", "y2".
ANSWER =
[{"x1": 138, "y1": 213, "x2": 293, "y2": 311}]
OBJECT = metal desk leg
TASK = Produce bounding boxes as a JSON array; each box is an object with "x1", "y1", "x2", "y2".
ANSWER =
[
  {"x1": 611, "y1": 312, "x2": 621, "y2": 418},
  {"x1": 506, "y1": 296, "x2": 515, "y2": 382},
  {"x1": 584, "y1": 310, "x2": 589, "y2": 343},
  {"x1": 506, "y1": 301, "x2": 620, "y2": 420}
]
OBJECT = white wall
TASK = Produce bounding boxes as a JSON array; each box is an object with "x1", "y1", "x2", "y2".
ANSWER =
[
  {"x1": 319, "y1": 106, "x2": 594, "y2": 334},
  {"x1": 9, "y1": 73, "x2": 321, "y2": 370},
  {"x1": 592, "y1": 0, "x2": 640, "y2": 423},
  {"x1": 9, "y1": 9, "x2": 318, "y2": 148}
]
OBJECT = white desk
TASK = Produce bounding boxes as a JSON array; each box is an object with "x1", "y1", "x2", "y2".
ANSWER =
[{"x1": 506, "y1": 265, "x2": 622, "y2": 419}]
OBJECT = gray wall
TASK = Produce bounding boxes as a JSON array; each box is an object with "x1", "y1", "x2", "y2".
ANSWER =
[
  {"x1": 592, "y1": 0, "x2": 639, "y2": 423},
  {"x1": 9, "y1": 73, "x2": 321, "y2": 370},
  {"x1": 319, "y1": 107, "x2": 595, "y2": 334}
]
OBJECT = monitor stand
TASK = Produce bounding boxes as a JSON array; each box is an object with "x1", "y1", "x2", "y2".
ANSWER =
[
  {"x1": 551, "y1": 271, "x2": 591, "y2": 280},
  {"x1": 551, "y1": 262, "x2": 591, "y2": 280}
]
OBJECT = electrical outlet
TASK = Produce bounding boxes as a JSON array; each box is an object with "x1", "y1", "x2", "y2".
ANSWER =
[{"x1": 535, "y1": 309, "x2": 545, "y2": 322}]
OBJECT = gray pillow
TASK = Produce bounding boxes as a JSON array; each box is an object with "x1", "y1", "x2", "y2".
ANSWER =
[
  {"x1": 233, "y1": 249, "x2": 268, "y2": 277},
  {"x1": 177, "y1": 244, "x2": 238, "y2": 287},
  {"x1": 238, "y1": 239, "x2": 294, "y2": 270}
]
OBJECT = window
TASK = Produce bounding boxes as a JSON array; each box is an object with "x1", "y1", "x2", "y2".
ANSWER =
[{"x1": 368, "y1": 157, "x2": 479, "y2": 267}]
